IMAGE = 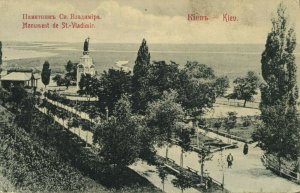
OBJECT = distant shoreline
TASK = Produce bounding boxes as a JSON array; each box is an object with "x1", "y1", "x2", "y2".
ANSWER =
[{"x1": 2, "y1": 48, "x2": 57, "y2": 61}]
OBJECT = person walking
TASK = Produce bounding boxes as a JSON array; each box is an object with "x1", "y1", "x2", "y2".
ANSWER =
[
  {"x1": 243, "y1": 143, "x2": 249, "y2": 155},
  {"x1": 227, "y1": 153, "x2": 233, "y2": 168}
]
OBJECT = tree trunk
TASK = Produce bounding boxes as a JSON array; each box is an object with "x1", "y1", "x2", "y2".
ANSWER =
[
  {"x1": 165, "y1": 144, "x2": 169, "y2": 159},
  {"x1": 297, "y1": 156, "x2": 300, "y2": 173},
  {"x1": 278, "y1": 156, "x2": 282, "y2": 176},
  {"x1": 243, "y1": 100, "x2": 247, "y2": 107},
  {"x1": 180, "y1": 148, "x2": 184, "y2": 167},
  {"x1": 200, "y1": 162, "x2": 204, "y2": 183}
]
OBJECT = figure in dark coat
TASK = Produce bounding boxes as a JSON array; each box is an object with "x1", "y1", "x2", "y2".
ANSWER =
[
  {"x1": 227, "y1": 153, "x2": 233, "y2": 168},
  {"x1": 243, "y1": 143, "x2": 248, "y2": 155}
]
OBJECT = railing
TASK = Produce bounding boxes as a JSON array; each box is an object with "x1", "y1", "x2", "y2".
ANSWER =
[
  {"x1": 164, "y1": 163, "x2": 180, "y2": 174},
  {"x1": 261, "y1": 155, "x2": 300, "y2": 184},
  {"x1": 206, "y1": 127, "x2": 253, "y2": 143},
  {"x1": 209, "y1": 176, "x2": 223, "y2": 188},
  {"x1": 216, "y1": 98, "x2": 260, "y2": 109},
  {"x1": 187, "y1": 166, "x2": 198, "y2": 175},
  {"x1": 163, "y1": 157, "x2": 227, "y2": 191}
]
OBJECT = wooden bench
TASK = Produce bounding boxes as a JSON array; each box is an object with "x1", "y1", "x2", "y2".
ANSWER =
[
  {"x1": 166, "y1": 157, "x2": 176, "y2": 164},
  {"x1": 187, "y1": 166, "x2": 198, "y2": 174},
  {"x1": 164, "y1": 164, "x2": 180, "y2": 174}
]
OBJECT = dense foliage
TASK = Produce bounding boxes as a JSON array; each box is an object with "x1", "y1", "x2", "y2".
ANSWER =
[
  {"x1": 132, "y1": 38, "x2": 151, "y2": 112},
  {"x1": 65, "y1": 60, "x2": 77, "y2": 82},
  {"x1": 227, "y1": 71, "x2": 259, "y2": 107},
  {"x1": 78, "y1": 73, "x2": 99, "y2": 100},
  {"x1": 178, "y1": 61, "x2": 219, "y2": 117},
  {"x1": 41, "y1": 61, "x2": 51, "y2": 88},
  {"x1": 146, "y1": 90, "x2": 184, "y2": 159},
  {"x1": 52, "y1": 74, "x2": 65, "y2": 86},
  {"x1": 253, "y1": 3, "x2": 300, "y2": 167},
  {"x1": 52, "y1": 60, "x2": 77, "y2": 88},
  {"x1": 96, "y1": 69, "x2": 132, "y2": 113},
  {"x1": 223, "y1": 112, "x2": 237, "y2": 130},
  {"x1": 93, "y1": 95, "x2": 144, "y2": 168},
  {"x1": 0, "y1": 107, "x2": 104, "y2": 192}
]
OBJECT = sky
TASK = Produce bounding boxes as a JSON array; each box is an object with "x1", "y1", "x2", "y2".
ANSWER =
[{"x1": 0, "y1": 0, "x2": 300, "y2": 44}]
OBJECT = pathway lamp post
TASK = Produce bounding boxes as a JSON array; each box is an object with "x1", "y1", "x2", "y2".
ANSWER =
[
  {"x1": 219, "y1": 148, "x2": 225, "y2": 191},
  {"x1": 204, "y1": 169, "x2": 210, "y2": 189},
  {"x1": 105, "y1": 106, "x2": 108, "y2": 121}
]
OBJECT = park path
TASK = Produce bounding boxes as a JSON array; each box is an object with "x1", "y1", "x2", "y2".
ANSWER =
[
  {"x1": 36, "y1": 106, "x2": 198, "y2": 193},
  {"x1": 41, "y1": 99, "x2": 300, "y2": 192},
  {"x1": 157, "y1": 128, "x2": 300, "y2": 193}
]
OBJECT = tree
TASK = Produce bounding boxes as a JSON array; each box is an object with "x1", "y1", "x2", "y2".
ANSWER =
[
  {"x1": 52, "y1": 74, "x2": 64, "y2": 86},
  {"x1": 64, "y1": 74, "x2": 72, "y2": 89},
  {"x1": 0, "y1": 41, "x2": 2, "y2": 65},
  {"x1": 253, "y1": 3, "x2": 300, "y2": 172},
  {"x1": 228, "y1": 71, "x2": 259, "y2": 107},
  {"x1": 65, "y1": 60, "x2": 77, "y2": 81},
  {"x1": 93, "y1": 95, "x2": 142, "y2": 170},
  {"x1": 223, "y1": 111, "x2": 237, "y2": 131},
  {"x1": 15, "y1": 95, "x2": 35, "y2": 133},
  {"x1": 172, "y1": 172, "x2": 193, "y2": 193},
  {"x1": 157, "y1": 165, "x2": 168, "y2": 192},
  {"x1": 148, "y1": 61, "x2": 181, "y2": 101},
  {"x1": 138, "y1": 117, "x2": 157, "y2": 164},
  {"x1": 146, "y1": 90, "x2": 184, "y2": 159},
  {"x1": 213, "y1": 119, "x2": 223, "y2": 132},
  {"x1": 214, "y1": 76, "x2": 230, "y2": 97},
  {"x1": 178, "y1": 61, "x2": 216, "y2": 118},
  {"x1": 132, "y1": 38, "x2": 151, "y2": 112},
  {"x1": 198, "y1": 148, "x2": 213, "y2": 184},
  {"x1": 133, "y1": 60, "x2": 182, "y2": 114},
  {"x1": 177, "y1": 61, "x2": 218, "y2": 179},
  {"x1": 177, "y1": 127, "x2": 191, "y2": 167},
  {"x1": 8, "y1": 85, "x2": 28, "y2": 112},
  {"x1": 41, "y1": 61, "x2": 51, "y2": 88},
  {"x1": 97, "y1": 68, "x2": 132, "y2": 113},
  {"x1": 78, "y1": 73, "x2": 98, "y2": 101},
  {"x1": 0, "y1": 88, "x2": 10, "y2": 106}
]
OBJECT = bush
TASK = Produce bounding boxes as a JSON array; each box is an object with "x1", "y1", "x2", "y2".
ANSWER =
[
  {"x1": 0, "y1": 107, "x2": 104, "y2": 192},
  {"x1": 223, "y1": 112, "x2": 237, "y2": 130},
  {"x1": 242, "y1": 116, "x2": 252, "y2": 127},
  {"x1": 213, "y1": 119, "x2": 222, "y2": 129}
]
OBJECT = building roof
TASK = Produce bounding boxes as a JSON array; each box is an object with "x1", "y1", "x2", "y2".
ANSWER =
[
  {"x1": 1, "y1": 72, "x2": 39, "y2": 81},
  {"x1": 33, "y1": 73, "x2": 41, "y2": 79},
  {"x1": 115, "y1": 61, "x2": 129, "y2": 66},
  {"x1": 5, "y1": 67, "x2": 39, "y2": 73}
]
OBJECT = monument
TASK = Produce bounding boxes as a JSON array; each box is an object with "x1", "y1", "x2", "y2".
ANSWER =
[{"x1": 76, "y1": 37, "x2": 95, "y2": 89}]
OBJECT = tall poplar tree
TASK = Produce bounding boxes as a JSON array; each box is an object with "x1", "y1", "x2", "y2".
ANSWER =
[
  {"x1": 0, "y1": 41, "x2": 2, "y2": 65},
  {"x1": 132, "y1": 38, "x2": 151, "y2": 113},
  {"x1": 253, "y1": 3, "x2": 300, "y2": 170},
  {"x1": 41, "y1": 61, "x2": 51, "y2": 88}
]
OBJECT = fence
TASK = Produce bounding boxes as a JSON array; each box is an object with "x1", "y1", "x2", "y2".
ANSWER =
[
  {"x1": 216, "y1": 98, "x2": 260, "y2": 109},
  {"x1": 261, "y1": 155, "x2": 300, "y2": 184},
  {"x1": 217, "y1": 98, "x2": 300, "y2": 110},
  {"x1": 206, "y1": 127, "x2": 253, "y2": 143}
]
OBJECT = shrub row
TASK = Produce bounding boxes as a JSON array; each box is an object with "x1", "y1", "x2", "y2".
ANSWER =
[{"x1": 0, "y1": 106, "x2": 105, "y2": 192}]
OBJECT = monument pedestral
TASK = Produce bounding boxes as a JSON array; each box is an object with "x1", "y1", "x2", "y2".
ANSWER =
[{"x1": 76, "y1": 37, "x2": 95, "y2": 90}]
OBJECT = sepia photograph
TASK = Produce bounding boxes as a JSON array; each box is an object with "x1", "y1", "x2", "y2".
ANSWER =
[{"x1": 0, "y1": 0, "x2": 300, "y2": 192}]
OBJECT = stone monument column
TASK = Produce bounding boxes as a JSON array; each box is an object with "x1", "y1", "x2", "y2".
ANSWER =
[{"x1": 77, "y1": 37, "x2": 95, "y2": 90}]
